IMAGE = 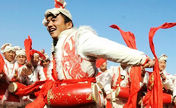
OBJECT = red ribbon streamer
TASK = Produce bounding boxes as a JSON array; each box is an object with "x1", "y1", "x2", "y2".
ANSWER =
[
  {"x1": 110, "y1": 24, "x2": 141, "y2": 108},
  {"x1": 146, "y1": 22, "x2": 176, "y2": 108}
]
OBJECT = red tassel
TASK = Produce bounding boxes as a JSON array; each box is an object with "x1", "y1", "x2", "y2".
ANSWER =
[{"x1": 54, "y1": 0, "x2": 64, "y2": 8}]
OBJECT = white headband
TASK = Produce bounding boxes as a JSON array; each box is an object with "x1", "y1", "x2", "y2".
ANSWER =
[
  {"x1": 16, "y1": 49, "x2": 26, "y2": 56},
  {"x1": 1, "y1": 43, "x2": 12, "y2": 53},
  {"x1": 158, "y1": 54, "x2": 167, "y2": 61},
  {"x1": 3, "y1": 46, "x2": 16, "y2": 53}
]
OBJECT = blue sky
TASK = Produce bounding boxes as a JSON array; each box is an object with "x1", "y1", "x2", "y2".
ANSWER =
[{"x1": 0, "y1": 0, "x2": 176, "y2": 74}]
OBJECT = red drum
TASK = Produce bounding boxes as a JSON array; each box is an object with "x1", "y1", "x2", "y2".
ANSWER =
[
  {"x1": 115, "y1": 87, "x2": 129, "y2": 99},
  {"x1": 163, "y1": 93, "x2": 172, "y2": 104},
  {"x1": 46, "y1": 82, "x2": 95, "y2": 106}
]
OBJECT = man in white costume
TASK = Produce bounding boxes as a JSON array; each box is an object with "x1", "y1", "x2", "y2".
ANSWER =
[
  {"x1": 140, "y1": 54, "x2": 174, "y2": 107},
  {"x1": 41, "y1": 0, "x2": 155, "y2": 107},
  {"x1": 0, "y1": 44, "x2": 22, "y2": 108},
  {"x1": 96, "y1": 63, "x2": 131, "y2": 108}
]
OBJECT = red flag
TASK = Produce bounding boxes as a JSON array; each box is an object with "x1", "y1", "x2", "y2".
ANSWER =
[
  {"x1": 110, "y1": 24, "x2": 141, "y2": 108},
  {"x1": 148, "y1": 22, "x2": 176, "y2": 108},
  {"x1": 24, "y1": 36, "x2": 32, "y2": 62}
]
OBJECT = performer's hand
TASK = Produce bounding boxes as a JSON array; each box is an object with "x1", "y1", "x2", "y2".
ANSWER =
[
  {"x1": 21, "y1": 67, "x2": 33, "y2": 77},
  {"x1": 143, "y1": 58, "x2": 155, "y2": 68},
  {"x1": 0, "y1": 73, "x2": 3, "y2": 79},
  {"x1": 106, "y1": 93, "x2": 112, "y2": 101},
  {"x1": 26, "y1": 62, "x2": 32, "y2": 69},
  {"x1": 160, "y1": 72, "x2": 166, "y2": 82}
]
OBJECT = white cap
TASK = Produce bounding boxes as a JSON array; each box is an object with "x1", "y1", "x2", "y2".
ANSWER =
[
  {"x1": 13, "y1": 46, "x2": 21, "y2": 51},
  {"x1": 1, "y1": 43, "x2": 12, "y2": 53},
  {"x1": 158, "y1": 54, "x2": 167, "y2": 62},
  {"x1": 43, "y1": 8, "x2": 72, "y2": 26},
  {"x1": 16, "y1": 49, "x2": 26, "y2": 56},
  {"x1": 34, "y1": 53, "x2": 39, "y2": 57},
  {"x1": 3, "y1": 46, "x2": 16, "y2": 53}
]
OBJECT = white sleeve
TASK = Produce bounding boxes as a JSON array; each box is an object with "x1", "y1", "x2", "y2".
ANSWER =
[
  {"x1": 77, "y1": 26, "x2": 147, "y2": 66},
  {"x1": 143, "y1": 72, "x2": 149, "y2": 84},
  {"x1": 162, "y1": 74, "x2": 174, "y2": 91},
  {"x1": 38, "y1": 67, "x2": 46, "y2": 81},
  {"x1": 96, "y1": 71, "x2": 113, "y2": 94},
  {"x1": 47, "y1": 64, "x2": 54, "y2": 80}
]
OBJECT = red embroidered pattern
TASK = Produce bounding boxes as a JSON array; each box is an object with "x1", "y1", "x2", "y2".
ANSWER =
[{"x1": 61, "y1": 34, "x2": 88, "y2": 79}]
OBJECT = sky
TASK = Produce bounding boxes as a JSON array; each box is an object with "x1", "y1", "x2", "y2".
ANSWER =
[{"x1": 0, "y1": 0, "x2": 176, "y2": 74}]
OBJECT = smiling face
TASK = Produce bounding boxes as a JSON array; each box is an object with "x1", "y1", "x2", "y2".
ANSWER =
[{"x1": 46, "y1": 14, "x2": 72, "y2": 40}]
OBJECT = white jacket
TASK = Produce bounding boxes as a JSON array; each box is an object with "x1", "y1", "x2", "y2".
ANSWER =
[{"x1": 54, "y1": 26, "x2": 148, "y2": 80}]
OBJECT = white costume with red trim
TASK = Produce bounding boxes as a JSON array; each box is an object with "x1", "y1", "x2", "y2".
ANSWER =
[
  {"x1": 40, "y1": 65, "x2": 54, "y2": 80},
  {"x1": 96, "y1": 65, "x2": 130, "y2": 108},
  {"x1": 54, "y1": 26, "x2": 148, "y2": 80},
  {"x1": 27, "y1": 65, "x2": 46, "y2": 84},
  {"x1": 0, "y1": 60, "x2": 23, "y2": 107},
  {"x1": 143, "y1": 70, "x2": 173, "y2": 92},
  {"x1": 142, "y1": 71, "x2": 174, "y2": 107},
  {"x1": 49, "y1": 26, "x2": 149, "y2": 107},
  {"x1": 111, "y1": 66, "x2": 130, "y2": 108}
]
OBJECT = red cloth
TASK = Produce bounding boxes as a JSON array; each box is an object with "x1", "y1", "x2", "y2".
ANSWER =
[
  {"x1": 0, "y1": 54, "x2": 4, "y2": 73},
  {"x1": 27, "y1": 78, "x2": 96, "y2": 108},
  {"x1": 110, "y1": 24, "x2": 141, "y2": 108},
  {"x1": 24, "y1": 36, "x2": 32, "y2": 62},
  {"x1": 52, "y1": 56, "x2": 58, "y2": 81},
  {"x1": 43, "y1": 67, "x2": 49, "y2": 80},
  {"x1": 55, "y1": 0, "x2": 64, "y2": 8},
  {"x1": 14, "y1": 81, "x2": 45, "y2": 96},
  {"x1": 106, "y1": 100, "x2": 112, "y2": 108},
  {"x1": 30, "y1": 49, "x2": 46, "y2": 60},
  {"x1": 147, "y1": 22, "x2": 176, "y2": 108},
  {"x1": 96, "y1": 58, "x2": 107, "y2": 68},
  {"x1": 110, "y1": 24, "x2": 137, "y2": 49}
]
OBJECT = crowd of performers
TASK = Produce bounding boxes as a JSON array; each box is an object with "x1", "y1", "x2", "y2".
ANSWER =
[
  {"x1": 0, "y1": 43, "x2": 176, "y2": 108},
  {"x1": 1, "y1": 0, "x2": 176, "y2": 108}
]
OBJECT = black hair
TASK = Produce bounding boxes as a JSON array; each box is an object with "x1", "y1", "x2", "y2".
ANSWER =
[
  {"x1": 59, "y1": 12, "x2": 74, "y2": 27},
  {"x1": 46, "y1": 12, "x2": 73, "y2": 27}
]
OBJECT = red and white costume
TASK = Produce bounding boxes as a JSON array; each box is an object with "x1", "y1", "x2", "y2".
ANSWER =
[
  {"x1": 53, "y1": 26, "x2": 148, "y2": 80},
  {"x1": 40, "y1": 25, "x2": 148, "y2": 107},
  {"x1": 18, "y1": 0, "x2": 150, "y2": 107},
  {"x1": 0, "y1": 48, "x2": 22, "y2": 107},
  {"x1": 141, "y1": 70, "x2": 174, "y2": 107},
  {"x1": 96, "y1": 65, "x2": 130, "y2": 108},
  {"x1": 27, "y1": 65, "x2": 47, "y2": 84}
]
